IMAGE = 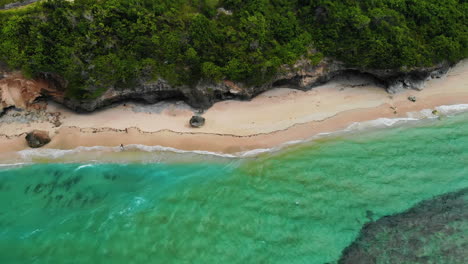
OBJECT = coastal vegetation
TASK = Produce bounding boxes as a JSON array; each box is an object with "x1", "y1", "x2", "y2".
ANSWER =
[{"x1": 0, "y1": 0, "x2": 466, "y2": 99}]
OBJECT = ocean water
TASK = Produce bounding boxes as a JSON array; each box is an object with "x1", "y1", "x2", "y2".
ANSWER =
[{"x1": 1, "y1": 109, "x2": 468, "y2": 264}]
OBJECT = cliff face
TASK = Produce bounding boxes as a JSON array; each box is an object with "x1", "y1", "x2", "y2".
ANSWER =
[
  {"x1": 0, "y1": 58, "x2": 452, "y2": 113},
  {"x1": 0, "y1": 72, "x2": 50, "y2": 114}
]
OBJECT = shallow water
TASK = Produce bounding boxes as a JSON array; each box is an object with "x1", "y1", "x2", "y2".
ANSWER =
[{"x1": 1, "y1": 112, "x2": 467, "y2": 264}]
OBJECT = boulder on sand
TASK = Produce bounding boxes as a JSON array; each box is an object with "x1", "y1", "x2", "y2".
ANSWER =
[
  {"x1": 25, "y1": 130, "x2": 51, "y2": 148},
  {"x1": 189, "y1": 116, "x2": 205, "y2": 128}
]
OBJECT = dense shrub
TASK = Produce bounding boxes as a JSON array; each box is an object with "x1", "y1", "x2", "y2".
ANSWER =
[{"x1": 0, "y1": 0, "x2": 466, "y2": 99}]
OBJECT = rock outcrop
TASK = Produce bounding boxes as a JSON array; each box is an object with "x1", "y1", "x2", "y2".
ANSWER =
[
  {"x1": 0, "y1": 73, "x2": 49, "y2": 115},
  {"x1": 339, "y1": 188, "x2": 468, "y2": 264},
  {"x1": 408, "y1": 96, "x2": 417, "y2": 102},
  {"x1": 25, "y1": 130, "x2": 51, "y2": 148},
  {"x1": 189, "y1": 116, "x2": 205, "y2": 128},
  {"x1": 0, "y1": 57, "x2": 454, "y2": 113},
  {"x1": 274, "y1": 58, "x2": 450, "y2": 94}
]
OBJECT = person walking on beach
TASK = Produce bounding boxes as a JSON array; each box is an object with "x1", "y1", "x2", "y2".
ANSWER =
[{"x1": 120, "y1": 144, "x2": 125, "y2": 151}]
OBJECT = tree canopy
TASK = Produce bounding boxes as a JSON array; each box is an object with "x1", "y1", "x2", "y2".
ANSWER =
[{"x1": 0, "y1": 0, "x2": 466, "y2": 99}]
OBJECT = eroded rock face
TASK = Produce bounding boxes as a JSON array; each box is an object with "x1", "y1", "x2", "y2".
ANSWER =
[
  {"x1": 275, "y1": 58, "x2": 450, "y2": 94},
  {"x1": 189, "y1": 116, "x2": 205, "y2": 128},
  {"x1": 25, "y1": 130, "x2": 51, "y2": 148},
  {"x1": 52, "y1": 59, "x2": 451, "y2": 112},
  {"x1": 0, "y1": 73, "x2": 49, "y2": 115},
  {"x1": 387, "y1": 77, "x2": 426, "y2": 93},
  {"x1": 0, "y1": 57, "x2": 454, "y2": 113}
]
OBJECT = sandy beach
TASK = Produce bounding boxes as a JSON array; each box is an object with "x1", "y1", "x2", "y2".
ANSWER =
[{"x1": 0, "y1": 60, "x2": 467, "y2": 158}]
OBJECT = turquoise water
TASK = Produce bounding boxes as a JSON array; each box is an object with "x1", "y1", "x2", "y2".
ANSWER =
[{"x1": 1, "y1": 113, "x2": 468, "y2": 264}]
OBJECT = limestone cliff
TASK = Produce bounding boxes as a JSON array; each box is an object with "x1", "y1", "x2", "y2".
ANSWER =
[
  {"x1": 0, "y1": 58, "x2": 452, "y2": 113},
  {"x1": 0, "y1": 72, "x2": 49, "y2": 114}
]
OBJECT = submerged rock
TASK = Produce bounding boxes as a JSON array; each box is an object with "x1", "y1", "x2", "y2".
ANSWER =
[
  {"x1": 25, "y1": 130, "x2": 51, "y2": 148},
  {"x1": 189, "y1": 116, "x2": 205, "y2": 128},
  {"x1": 338, "y1": 188, "x2": 468, "y2": 264}
]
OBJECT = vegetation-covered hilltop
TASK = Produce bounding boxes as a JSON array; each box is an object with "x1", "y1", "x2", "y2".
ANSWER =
[{"x1": 0, "y1": 0, "x2": 466, "y2": 100}]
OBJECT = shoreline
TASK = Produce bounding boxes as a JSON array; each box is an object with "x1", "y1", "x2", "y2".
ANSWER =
[{"x1": 0, "y1": 60, "x2": 467, "y2": 161}]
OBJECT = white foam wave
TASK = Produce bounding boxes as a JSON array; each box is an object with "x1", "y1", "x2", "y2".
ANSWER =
[
  {"x1": 126, "y1": 144, "x2": 238, "y2": 158},
  {"x1": 75, "y1": 164, "x2": 95, "y2": 171},
  {"x1": 6, "y1": 104, "x2": 468, "y2": 162},
  {"x1": 18, "y1": 146, "x2": 107, "y2": 160},
  {"x1": 15, "y1": 144, "x2": 239, "y2": 162},
  {"x1": 237, "y1": 148, "x2": 277, "y2": 157},
  {"x1": 435, "y1": 104, "x2": 468, "y2": 115},
  {"x1": 0, "y1": 162, "x2": 32, "y2": 168},
  {"x1": 344, "y1": 117, "x2": 418, "y2": 132}
]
